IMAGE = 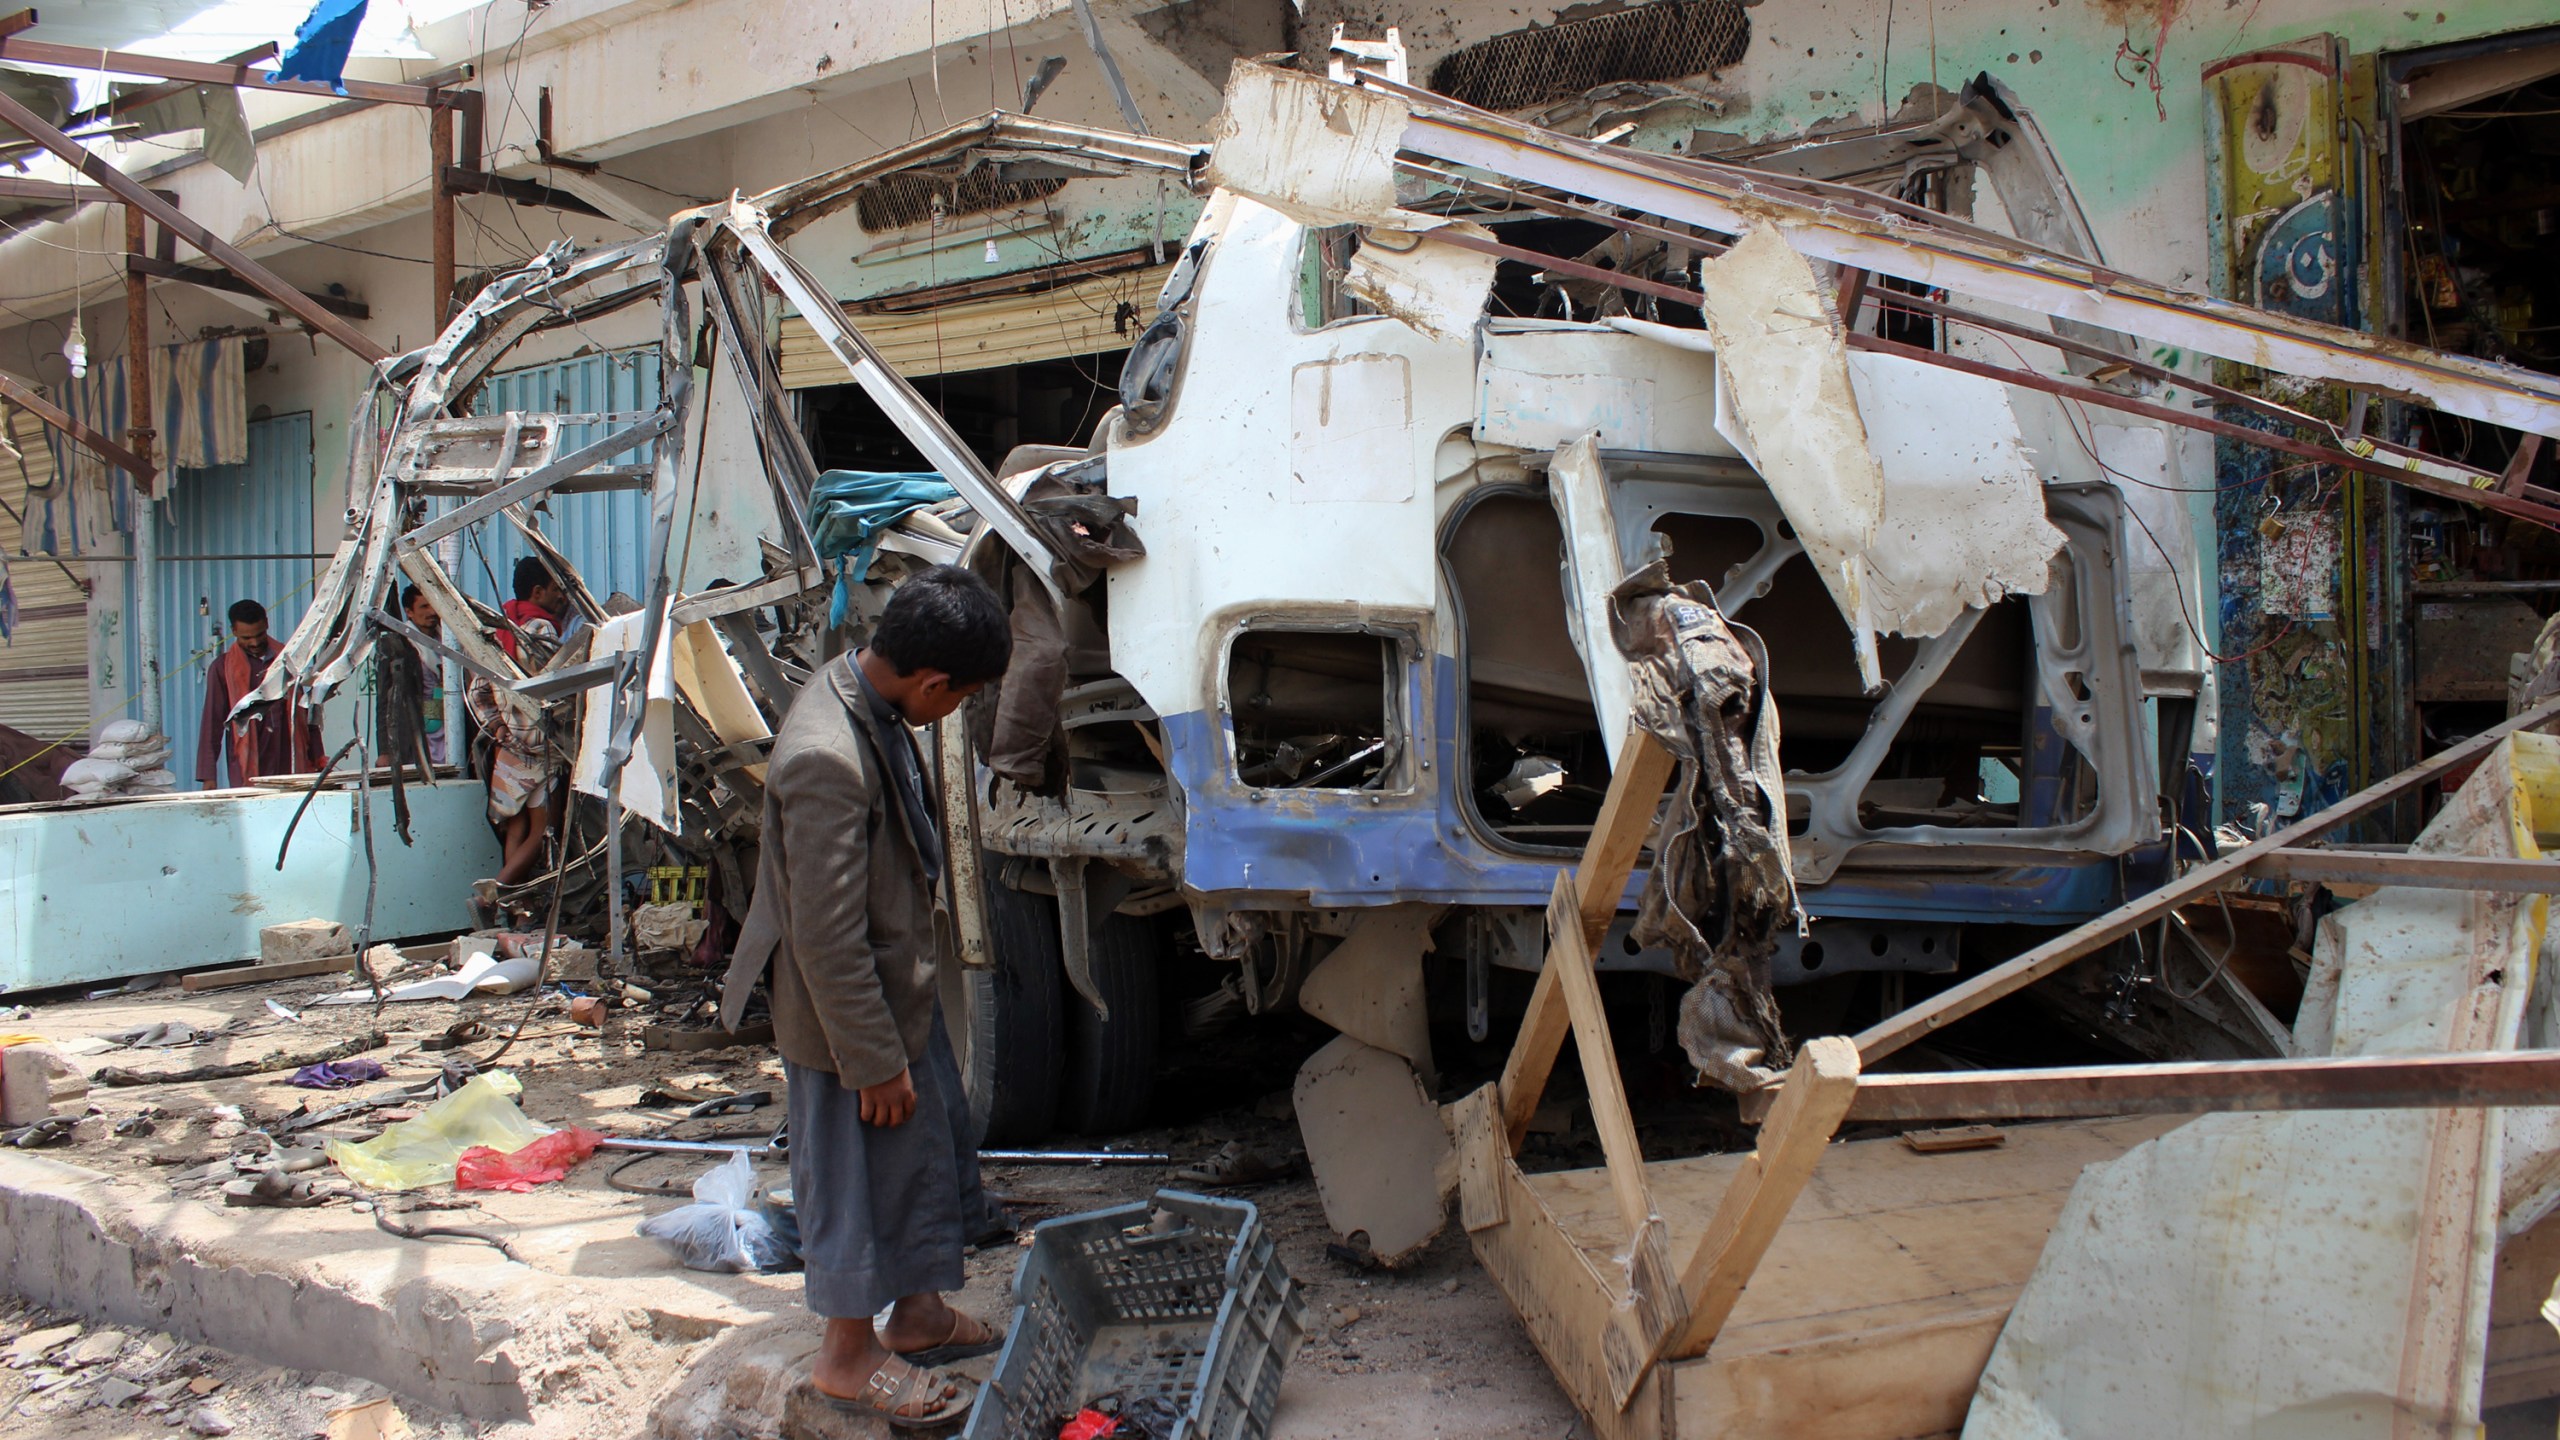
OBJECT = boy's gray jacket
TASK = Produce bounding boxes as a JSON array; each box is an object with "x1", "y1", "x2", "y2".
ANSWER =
[{"x1": 720, "y1": 655, "x2": 942, "y2": 1088}]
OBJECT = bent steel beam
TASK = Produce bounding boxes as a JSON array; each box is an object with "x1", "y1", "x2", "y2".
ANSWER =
[{"x1": 1368, "y1": 76, "x2": 2560, "y2": 439}]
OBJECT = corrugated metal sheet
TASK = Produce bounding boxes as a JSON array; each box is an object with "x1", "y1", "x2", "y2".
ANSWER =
[
  {"x1": 470, "y1": 348, "x2": 661, "y2": 606},
  {"x1": 777, "y1": 264, "x2": 1170, "y2": 387},
  {"x1": 157, "y1": 413, "x2": 319, "y2": 789},
  {"x1": 0, "y1": 405, "x2": 95, "y2": 742}
]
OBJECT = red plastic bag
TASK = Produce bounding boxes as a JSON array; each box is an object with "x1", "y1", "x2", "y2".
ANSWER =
[
  {"x1": 456, "y1": 1127, "x2": 606, "y2": 1191},
  {"x1": 1057, "y1": 1411, "x2": 1119, "y2": 1440}
]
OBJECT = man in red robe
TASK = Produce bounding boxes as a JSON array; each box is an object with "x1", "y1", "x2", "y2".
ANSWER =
[{"x1": 197, "y1": 599, "x2": 325, "y2": 788}]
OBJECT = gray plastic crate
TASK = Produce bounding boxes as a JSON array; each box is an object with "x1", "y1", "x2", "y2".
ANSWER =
[{"x1": 962, "y1": 1190, "x2": 1305, "y2": 1440}]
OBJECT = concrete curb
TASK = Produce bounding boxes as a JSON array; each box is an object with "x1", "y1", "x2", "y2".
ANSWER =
[{"x1": 0, "y1": 1152, "x2": 756, "y2": 1424}]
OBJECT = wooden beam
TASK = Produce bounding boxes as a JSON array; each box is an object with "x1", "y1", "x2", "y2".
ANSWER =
[
  {"x1": 1498, "y1": 726, "x2": 1677, "y2": 1147},
  {"x1": 2245, "y1": 848, "x2": 2560, "y2": 894},
  {"x1": 1850, "y1": 690, "x2": 2560, "y2": 1064},
  {"x1": 1760, "y1": 1050, "x2": 2560, "y2": 1124},
  {"x1": 0, "y1": 369, "x2": 153, "y2": 481},
  {"x1": 124, "y1": 254, "x2": 370, "y2": 319},
  {"x1": 1546, "y1": 876, "x2": 1657, "y2": 1245},
  {"x1": 0, "y1": 10, "x2": 35, "y2": 40},
  {"x1": 0, "y1": 35, "x2": 448, "y2": 108},
  {"x1": 1663, "y1": 1036, "x2": 1859, "y2": 1362},
  {"x1": 179, "y1": 951, "x2": 355, "y2": 990},
  {"x1": 0, "y1": 89, "x2": 389, "y2": 364}
]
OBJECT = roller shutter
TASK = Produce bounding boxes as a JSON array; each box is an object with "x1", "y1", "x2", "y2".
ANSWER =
[
  {"x1": 777, "y1": 263, "x2": 1171, "y2": 387},
  {"x1": 0, "y1": 405, "x2": 95, "y2": 744}
]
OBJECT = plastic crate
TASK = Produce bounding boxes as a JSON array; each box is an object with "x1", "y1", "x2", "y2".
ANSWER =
[{"x1": 962, "y1": 1189, "x2": 1306, "y2": 1440}]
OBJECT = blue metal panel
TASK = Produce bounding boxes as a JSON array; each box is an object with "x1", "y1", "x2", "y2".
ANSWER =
[
  {"x1": 157, "y1": 414, "x2": 319, "y2": 789},
  {"x1": 467, "y1": 348, "x2": 661, "y2": 607},
  {"x1": 0, "y1": 779, "x2": 500, "y2": 989}
]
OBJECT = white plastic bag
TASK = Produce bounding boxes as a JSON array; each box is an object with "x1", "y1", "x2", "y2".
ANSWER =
[{"x1": 637, "y1": 1149, "x2": 795, "y2": 1273}]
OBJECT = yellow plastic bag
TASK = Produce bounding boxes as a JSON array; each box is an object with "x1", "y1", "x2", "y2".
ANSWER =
[{"x1": 325, "y1": 1072, "x2": 550, "y2": 1191}]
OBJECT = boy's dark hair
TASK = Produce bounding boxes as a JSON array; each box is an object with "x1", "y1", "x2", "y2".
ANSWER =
[
  {"x1": 227, "y1": 598, "x2": 267, "y2": 627},
  {"x1": 400, "y1": 583, "x2": 424, "y2": 611},
  {"x1": 512, "y1": 556, "x2": 557, "y2": 602},
  {"x1": 870, "y1": 565, "x2": 1011, "y2": 686}
]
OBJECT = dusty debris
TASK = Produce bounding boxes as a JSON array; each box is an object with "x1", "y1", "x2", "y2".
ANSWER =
[{"x1": 1293, "y1": 1035, "x2": 1454, "y2": 1266}]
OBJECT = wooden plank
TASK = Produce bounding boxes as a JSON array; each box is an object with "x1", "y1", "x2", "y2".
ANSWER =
[
  {"x1": 1448, "y1": 1083, "x2": 1509, "y2": 1233},
  {"x1": 1466, "y1": 1141, "x2": 1670, "y2": 1440},
  {"x1": 1548, "y1": 878, "x2": 1657, "y2": 1245},
  {"x1": 1500, "y1": 726, "x2": 1676, "y2": 1146},
  {"x1": 1850, "y1": 690, "x2": 2560, "y2": 1064},
  {"x1": 181, "y1": 952, "x2": 355, "y2": 990},
  {"x1": 1663, "y1": 1037, "x2": 1859, "y2": 1362},
  {"x1": 1751, "y1": 1050, "x2": 2560, "y2": 1124},
  {"x1": 2245, "y1": 847, "x2": 2560, "y2": 893}
]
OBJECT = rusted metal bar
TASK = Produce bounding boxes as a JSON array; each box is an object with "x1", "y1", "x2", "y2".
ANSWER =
[
  {"x1": 0, "y1": 369, "x2": 152, "y2": 481},
  {"x1": 431, "y1": 104, "x2": 457, "y2": 328},
  {"x1": 0, "y1": 89, "x2": 389, "y2": 365},
  {"x1": 1851, "y1": 691, "x2": 2560, "y2": 1064},
  {"x1": 1744, "y1": 1051, "x2": 2560, "y2": 1124},
  {"x1": 1380, "y1": 80, "x2": 2560, "y2": 438},
  {"x1": 61, "y1": 42, "x2": 277, "y2": 129},
  {"x1": 122, "y1": 203, "x2": 154, "y2": 492},
  {"x1": 0, "y1": 35, "x2": 449, "y2": 108},
  {"x1": 125, "y1": 254, "x2": 370, "y2": 319},
  {"x1": 2243, "y1": 848, "x2": 2560, "y2": 894},
  {"x1": 438, "y1": 165, "x2": 604, "y2": 218}
]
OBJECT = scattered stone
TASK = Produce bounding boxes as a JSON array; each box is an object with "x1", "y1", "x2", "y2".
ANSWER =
[
  {"x1": 137, "y1": 1335, "x2": 177, "y2": 1361},
  {"x1": 95, "y1": 1376, "x2": 144, "y2": 1408},
  {"x1": 261, "y1": 919, "x2": 351, "y2": 967},
  {"x1": 1440, "y1": 1277, "x2": 1460, "y2": 1294},
  {"x1": 65, "y1": 1329, "x2": 127, "y2": 1366},
  {"x1": 6, "y1": 1323, "x2": 80, "y2": 1365},
  {"x1": 23, "y1": 1368, "x2": 66, "y2": 1391},
  {"x1": 184, "y1": 1401, "x2": 235, "y2": 1435},
  {"x1": 186, "y1": 1374, "x2": 222, "y2": 1396},
  {"x1": 142, "y1": 1378, "x2": 190, "y2": 1403},
  {"x1": 1335, "y1": 1305, "x2": 1362, "y2": 1328}
]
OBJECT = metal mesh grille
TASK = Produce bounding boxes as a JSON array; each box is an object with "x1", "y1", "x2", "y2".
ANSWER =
[
  {"x1": 854, "y1": 167, "x2": 1068, "y2": 232},
  {"x1": 1428, "y1": 0, "x2": 1751, "y2": 113}
]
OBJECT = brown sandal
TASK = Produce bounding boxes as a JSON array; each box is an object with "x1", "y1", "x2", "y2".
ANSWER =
[
  {"x1": 815, "y1": 1354, "x2": 976, "y2": 1430},
  {"x1": 891, "y1": 1308, "x2": 1003, "y2": 1367}
]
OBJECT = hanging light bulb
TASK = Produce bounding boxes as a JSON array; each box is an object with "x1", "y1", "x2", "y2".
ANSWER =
[{"x1": 62, "y1": 311, "x2": 86, "y2": 379}]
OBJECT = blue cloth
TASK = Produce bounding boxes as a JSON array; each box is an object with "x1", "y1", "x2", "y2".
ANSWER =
[
  {"x1": 273, "y1": 0, "x2": 369, "y2": 93},
  {"x1": 806, "y1": 470, "x2": 957, "y2": 628}
]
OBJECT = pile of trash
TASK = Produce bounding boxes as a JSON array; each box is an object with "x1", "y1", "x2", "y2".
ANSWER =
[{"x1": 59, "y1": 722, "x2": 177, "y2": 801}]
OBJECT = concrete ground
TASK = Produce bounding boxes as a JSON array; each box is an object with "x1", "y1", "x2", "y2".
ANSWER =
[{"x1": 0, "y1": 965, "x2": 1582, "y2": 1439}]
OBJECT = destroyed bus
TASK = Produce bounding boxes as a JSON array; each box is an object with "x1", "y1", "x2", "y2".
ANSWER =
[
  {"x1": 934, "y1": 68, "x2": 2215, "y2": 1141},
  {"x1": 297, "y1": 58, "x2": 2553, "y2": 1152}
]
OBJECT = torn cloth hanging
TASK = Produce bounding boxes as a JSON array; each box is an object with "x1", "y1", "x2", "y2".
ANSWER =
[
  {"x1": 806, "y1": 470, "x2": 959, "y2": 627},
  {"x1": 44, "y1": 336, "x2": 250, "y2": 531},
  {"x1": 1610, "y1": 557, "x2": 1801, "y2": 1092}
]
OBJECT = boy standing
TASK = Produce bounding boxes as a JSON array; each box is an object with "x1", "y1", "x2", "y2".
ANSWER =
[{"x1": 721, "y1": 565, "x2": 1013, "y2": 1425}]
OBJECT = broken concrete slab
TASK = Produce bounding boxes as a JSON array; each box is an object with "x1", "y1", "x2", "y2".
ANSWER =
[{"x1": 1293, "y1": 1034, "x2": 1453, "y2": 1266}]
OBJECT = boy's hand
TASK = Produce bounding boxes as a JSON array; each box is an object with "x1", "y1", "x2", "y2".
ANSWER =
[{"x1": 859, "y1": 1067, "x2": 918, "y2": 1127}]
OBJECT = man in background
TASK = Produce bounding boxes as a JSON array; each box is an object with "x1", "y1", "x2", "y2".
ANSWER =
[
  {"x1": 377, "y1": 584, "x2": 448, "y2": 768},
  {"x1": 198, "y1": 598, "x2": 323, "y2": 788}
]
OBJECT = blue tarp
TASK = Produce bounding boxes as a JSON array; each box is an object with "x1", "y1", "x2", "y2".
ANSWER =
[
  {"x1": 807, "y1": 471, "x2": 958, "y2": 627},
  {"x1": 273, "y1": 0, "x2": 369, "y2": 93}
]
